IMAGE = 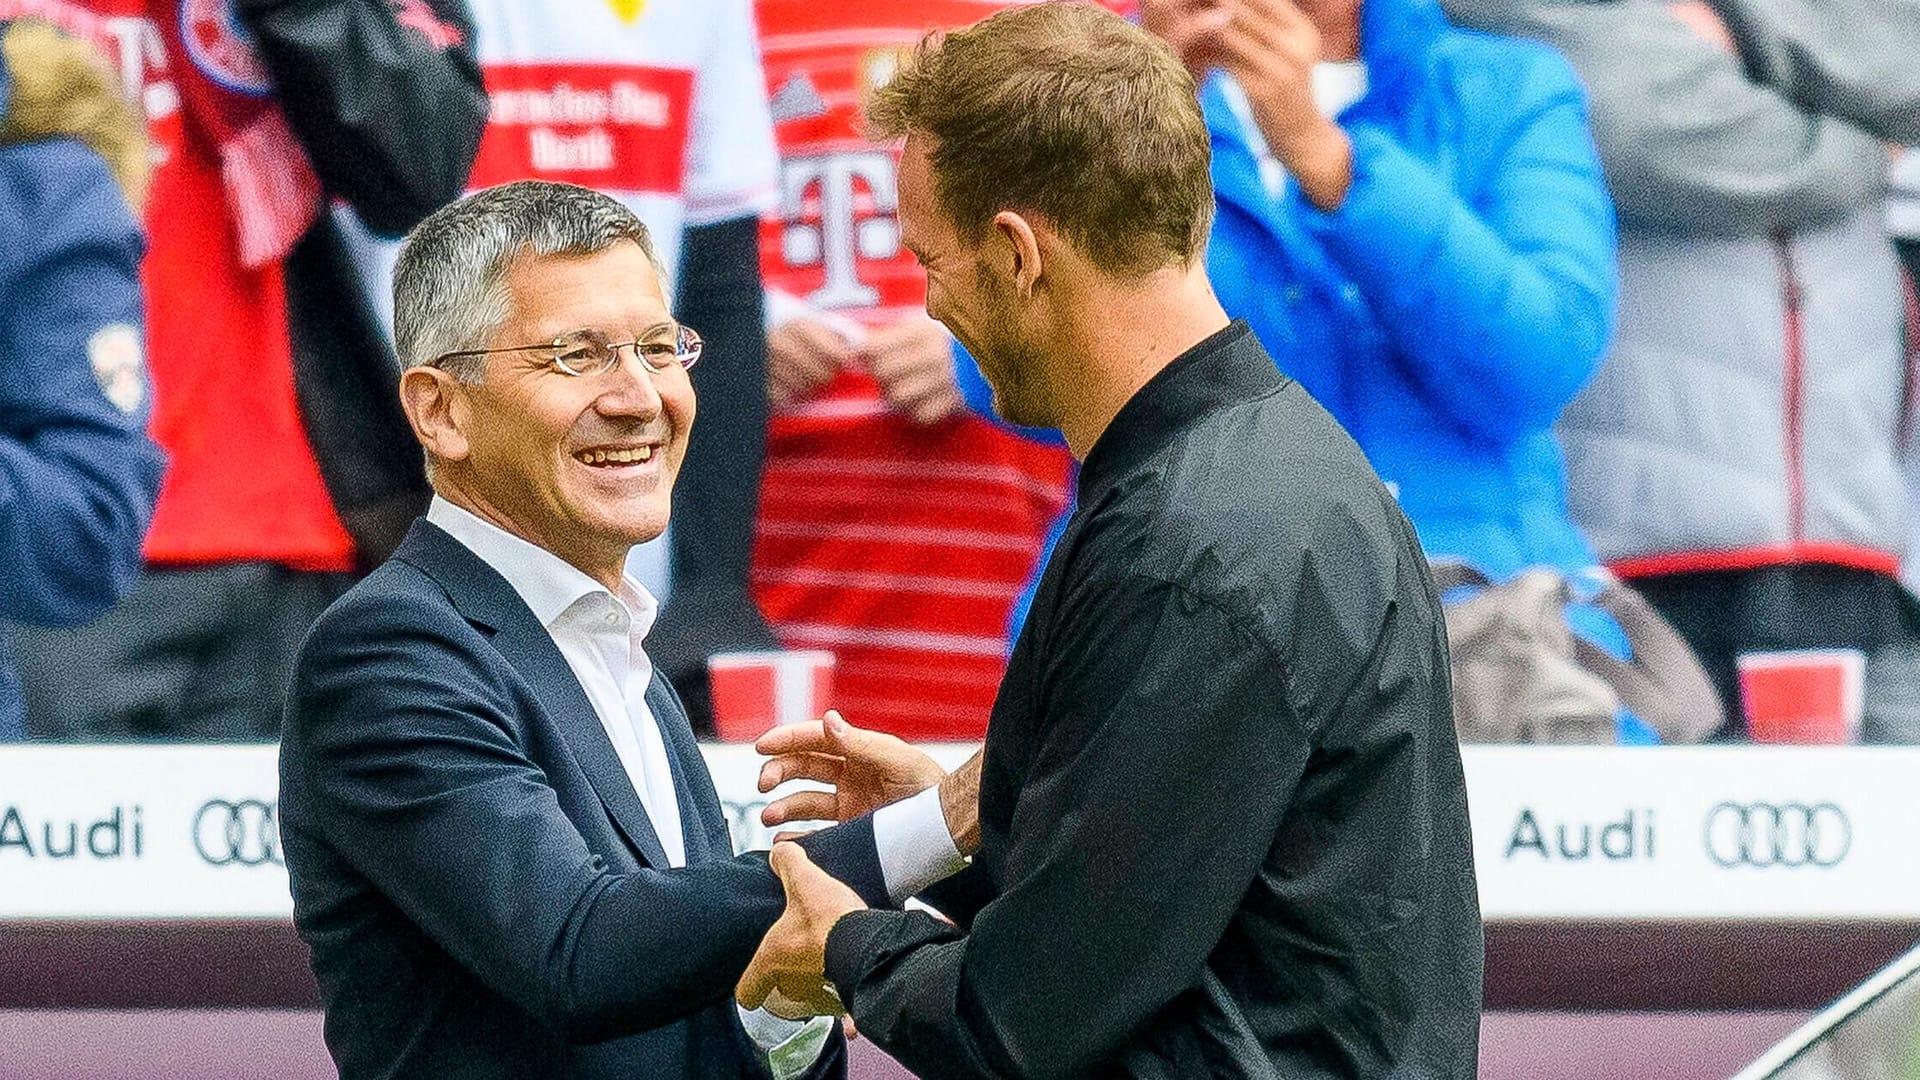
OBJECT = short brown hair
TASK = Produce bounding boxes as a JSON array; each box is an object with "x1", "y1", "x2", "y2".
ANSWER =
[{"x1": 867, "y1": 2, "x2": 1213, "y2": 276}]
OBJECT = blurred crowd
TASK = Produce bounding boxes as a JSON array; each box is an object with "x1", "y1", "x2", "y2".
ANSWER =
[{"x1": 1, "y1": 0, "x2": 1915, "y2": 746}]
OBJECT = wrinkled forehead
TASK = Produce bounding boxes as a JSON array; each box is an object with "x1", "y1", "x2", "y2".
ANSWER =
[{"x1": 500, "y1": 241, "x2": 671, "y2": 337}]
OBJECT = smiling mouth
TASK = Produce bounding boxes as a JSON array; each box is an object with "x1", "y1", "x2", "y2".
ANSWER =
[{"x1": 574, "y1": 446, "x2": 656, "y2": 467}]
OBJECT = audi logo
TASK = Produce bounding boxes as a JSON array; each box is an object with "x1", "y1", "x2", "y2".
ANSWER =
[
  {"x1": 193, "y1": 799, "x2": 283, "y2": 867},
  {"x1": 1704, "y1": 801, "x2": 1851, "y2": 869}
]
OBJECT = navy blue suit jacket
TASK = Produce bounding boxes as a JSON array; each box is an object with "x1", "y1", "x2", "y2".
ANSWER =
[{"x1": 279, "y1": 519, "x2": 887, "y2": 1079}]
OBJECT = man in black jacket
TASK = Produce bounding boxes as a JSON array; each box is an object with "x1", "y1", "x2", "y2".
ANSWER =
[{"x1": 737, "y1": 6, "x2": 1483, "y2": 1077}]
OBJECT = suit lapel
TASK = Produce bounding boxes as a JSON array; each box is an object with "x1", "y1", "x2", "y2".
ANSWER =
[
  {"x1": 647, "y1": 674, "x2": 734, "y2": 862},
  {"x1": 493, "y1": 618, "x2": 672, "y2": 869},
  {"x1": 395, "y1": 520, "x2": 671, "y2": 869}
]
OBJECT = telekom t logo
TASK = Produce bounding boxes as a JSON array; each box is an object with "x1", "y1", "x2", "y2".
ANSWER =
[{"x1": 779, "y1": 152, "x2": 900, "y2": 309}]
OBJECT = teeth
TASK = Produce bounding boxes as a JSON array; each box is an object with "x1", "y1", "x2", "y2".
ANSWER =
[{"x1": 577, "y1": 446, "x2": 655, "y2": 465}]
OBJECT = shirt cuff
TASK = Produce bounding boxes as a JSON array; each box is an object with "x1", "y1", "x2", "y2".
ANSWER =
[
  {"x1": 736, "y1": 1003, "x2": 833, "y2": 1080},
  {"x1": 872, "y1": 786, "x2": 968, "y2": 904}
]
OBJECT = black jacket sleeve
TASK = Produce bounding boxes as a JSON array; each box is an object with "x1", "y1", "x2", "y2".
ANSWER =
[
  {"x1": 235, "y1": 0, "x2": 487, "y2": 235},
  {"x1": 822, "y1": 576, "x2": 1310, "y2": 1080},
  {"x1": 667, "y1": 214, "x2": 770, "y2": 593},
  {"x1": 914, "y1": 861, "x2": 997, "y2": 930}
]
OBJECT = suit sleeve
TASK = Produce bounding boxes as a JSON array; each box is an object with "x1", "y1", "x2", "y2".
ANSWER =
[
  {"x1": 284, "y1": 591, "x2": 881, "y2": 1045},
  {"x1": 914, "y1": 861, "x2": 999, "y2": 931},
  {"x1": 821, "y1": 575, "x2": 1310, "y2": 1080},
  {"x1": 1297, "y1": 48, "x2": 1615, "y2": 447},
  {"x1": 235, "y1": 0, "x2": 486, "y2": 236}
]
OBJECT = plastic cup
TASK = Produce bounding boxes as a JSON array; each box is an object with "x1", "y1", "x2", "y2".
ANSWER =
[
  {"x1": 1736, "y1": 648, "x2": 1866, "y2": 744},
  {"x1": 706, "y1": 650, "x2": 836, "y2": 742}
]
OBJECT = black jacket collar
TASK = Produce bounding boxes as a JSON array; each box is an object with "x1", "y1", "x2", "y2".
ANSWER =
[{"x1": 1079, "y1": 320, "x2": 1285, "y2": 500}]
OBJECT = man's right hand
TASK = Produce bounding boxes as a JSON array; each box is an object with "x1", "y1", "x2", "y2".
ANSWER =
[
  {"x1": 768, "y1": 318, "x2": 856, "y2": 408},
  {"x1": 757, "y1": 711, "x2": 948, "y2": 827}
]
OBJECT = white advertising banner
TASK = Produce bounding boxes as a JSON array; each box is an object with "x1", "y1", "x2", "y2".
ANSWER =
[
  {"x1": 1464, "y1": 746, "x2": 1920, "y2": 919},
  {"x1": 1, "y1": 744, "x2": 1917, "y2": 921}
]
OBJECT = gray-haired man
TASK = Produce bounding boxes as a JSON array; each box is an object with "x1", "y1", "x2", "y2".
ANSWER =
[{"x1": 278, "y1": 180, "x2": 945, "y2": 1080}]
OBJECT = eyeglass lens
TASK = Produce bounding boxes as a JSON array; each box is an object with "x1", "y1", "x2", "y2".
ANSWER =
[{"x1": 551, "y1": 327, "x2": 700, "y2": 375}]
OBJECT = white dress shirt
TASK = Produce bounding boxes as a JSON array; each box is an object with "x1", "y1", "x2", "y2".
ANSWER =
[{"x1": 429, "y1": 497, "x2": 687, "y2": 866}]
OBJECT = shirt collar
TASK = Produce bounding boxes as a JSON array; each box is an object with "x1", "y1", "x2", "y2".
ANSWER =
[
  {"x1": 426, "y1": 496, "x2": 659, "y2": 640},
  {"x1": 1078, "y1": 320, "x2": 1287, "y2": 499}
]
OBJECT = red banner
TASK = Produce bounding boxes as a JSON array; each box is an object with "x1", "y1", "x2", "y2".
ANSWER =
[{"x1": 469, "y1": 62, "x2": 694, "y2": 193}]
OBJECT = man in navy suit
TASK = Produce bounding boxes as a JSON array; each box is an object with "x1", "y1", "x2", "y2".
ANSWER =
[{"x1": 278, "y1": 180, "x2": 929, "y2": 1080}]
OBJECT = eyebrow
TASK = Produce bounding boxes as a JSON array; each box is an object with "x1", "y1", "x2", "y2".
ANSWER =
[{"x1": 547, "y1": 321, "x2": 677, "y2": 341}]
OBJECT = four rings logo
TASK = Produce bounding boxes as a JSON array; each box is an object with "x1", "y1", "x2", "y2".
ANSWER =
[
  {"x1": 193, "y1": 799, "x2": 282, "y2": 867},
  {"x1": 1704, "y1": 801, "x2": 1851, "y2": 869}
]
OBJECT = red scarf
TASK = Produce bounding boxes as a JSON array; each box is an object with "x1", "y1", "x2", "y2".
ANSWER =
[
  {"x1": 149, "y1": 0, "x2": 318, "y2": 266},
  {"x1": 0, "y1": 0, "x2": 318, "y2": 266}
]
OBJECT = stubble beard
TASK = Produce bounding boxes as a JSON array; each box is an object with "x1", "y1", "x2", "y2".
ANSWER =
[
  {"x1": 976, "y1": 327, "x2": 1052, "y2": 430},
  {"x1": 970, "y1": 268, "x2": 1053, "y2": 430}
]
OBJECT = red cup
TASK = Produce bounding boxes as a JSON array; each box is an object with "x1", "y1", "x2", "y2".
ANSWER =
[
  {"x1": 1736, "y1": 649, "x2": 1865, "y2": 744},
  {"x1": 706, "y1": 650, "x2": 836, "y2": 742}
]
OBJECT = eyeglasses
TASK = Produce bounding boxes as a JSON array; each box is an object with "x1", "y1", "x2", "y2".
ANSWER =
[{"x1": 432, "y1": 324, "x2": 702, "y2": 377}]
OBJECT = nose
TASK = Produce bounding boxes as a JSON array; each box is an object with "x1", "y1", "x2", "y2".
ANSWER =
[{"x1": 592, "y1": 349, "x2": 667, "y2": 420}]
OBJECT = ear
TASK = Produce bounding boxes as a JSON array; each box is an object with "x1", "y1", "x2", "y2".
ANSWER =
[
  {"x1": 990, "y1": 210, "x2": 1044, "y2": 298},
  {"x1": 400, "y1": 366, "x2": 474, "y2": 465}
]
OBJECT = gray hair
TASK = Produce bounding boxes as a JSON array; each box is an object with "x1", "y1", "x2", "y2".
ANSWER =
[{"x1": 392, "y1": 180, "x2": 664, "y2": 383}]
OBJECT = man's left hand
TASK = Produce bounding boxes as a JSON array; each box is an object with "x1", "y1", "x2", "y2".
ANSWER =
[
  {"x1": 738, "y1": 843, "x2": 867, "y2": 1019},
  {"x1": 757, "y1": 710, "x2": 949, "y2": 830}
]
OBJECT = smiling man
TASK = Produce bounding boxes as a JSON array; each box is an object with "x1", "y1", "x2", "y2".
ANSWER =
[{"x1": 276, "y1": 180, "x2": 930, "y2": 1080}]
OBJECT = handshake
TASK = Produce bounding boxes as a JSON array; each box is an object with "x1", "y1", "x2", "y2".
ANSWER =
[{"x1": 736, "y1": 710, "x2": 980, "y2": 1021}]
